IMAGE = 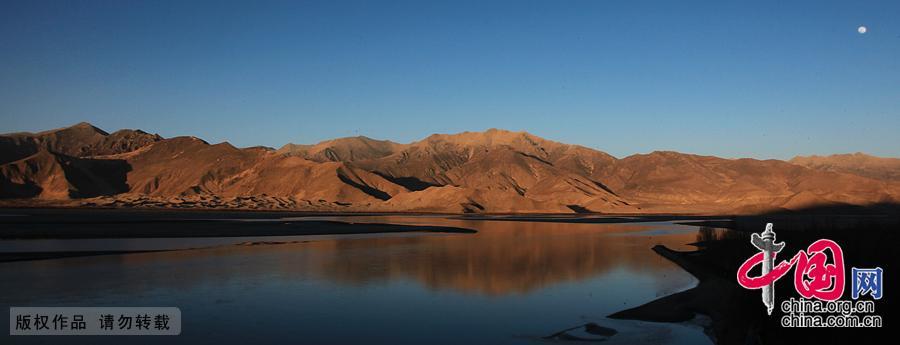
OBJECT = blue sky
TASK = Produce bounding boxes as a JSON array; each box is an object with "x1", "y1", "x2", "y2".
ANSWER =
[{"x1": 1, "y1": 0, "x2": 898, "y2": 159}]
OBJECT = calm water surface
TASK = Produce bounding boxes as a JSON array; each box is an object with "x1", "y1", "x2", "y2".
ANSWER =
[{"x1": 1, "y1": 216, "x2": 722, "y2": 344}]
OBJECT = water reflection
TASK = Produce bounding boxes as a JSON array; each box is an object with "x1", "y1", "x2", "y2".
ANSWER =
[
  {"x1": 696, "y1": 226, "x2": 748, "y2": 243},
  {"x1": 287, "y1": 218, "x2": 701, "y2": 295},
  {"x1": 0, "y1": 217, "x2": 717, "y2": 345},
  {"x1": 0, "y1": 218, "x2": 707, "y2": 300}
]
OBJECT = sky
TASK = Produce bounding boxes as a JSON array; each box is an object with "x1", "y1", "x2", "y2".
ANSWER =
[{"x1": 1, "y1": 0, "x2": 898, "y2": 159}]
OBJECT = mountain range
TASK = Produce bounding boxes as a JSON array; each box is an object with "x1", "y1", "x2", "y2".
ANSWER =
[{"x1": 2, "y1": 122, "x2": 898, "y2": 214}]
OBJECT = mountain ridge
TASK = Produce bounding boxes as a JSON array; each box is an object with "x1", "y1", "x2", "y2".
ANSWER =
[{"x1": 2, "y1": 122, "x2": 898, "y2": 214}]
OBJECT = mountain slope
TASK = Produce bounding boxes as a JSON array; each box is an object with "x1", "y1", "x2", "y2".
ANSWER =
[
  {"x1": 598, "y1": 151, "x2": 898, "y2": 213},
  {"x1": 1, "y1": 123, "x2": 898, "y2": 214},
  {"x1": 0, "y1": 122, "x2": 162, "y2": 164},
  {"x1": 0, "y1": 148, "x2": 130, "y2": 199},
  {"x1": 277, "y1": 136, "x2": 404, "y2": 162},
  {"x1": 790, "y1": 153, "x2": 900, "y2": 182}
]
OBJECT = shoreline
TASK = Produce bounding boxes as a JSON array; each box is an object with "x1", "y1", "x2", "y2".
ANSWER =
[
  {"x1": 0, "y1": 219, "x2": 475, "y2": 240},
  {"x1": 608, "y1": 244, "x2": 753, "y2": 344},
  {"x1": 0, "y1": 208, "x2": 477, "y2": 262},
  {"x1": 0, "y1": 208, "x2": 476, "y2": 240},
  {"x1": 0, "y1": 202, "x2": 730, "y2": 217},
  {"x1": 608, "y1": 215, "x2": 898, "y2": 345}
]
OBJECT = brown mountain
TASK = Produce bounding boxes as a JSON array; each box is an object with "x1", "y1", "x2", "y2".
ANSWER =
[
  {"x1": 0, "y1": 122, "x2": 162, "y2": 164},
  {"x1": 0, "y1": 148, "x2": 130, "y2": 199},
  {"x1": 352, "y1": 129, "x2": 632, "y2": 212},
  {"x1": 277, "y1": 136, "x2": 404, "y2": 162},
  {"x1": 1, "y1": 123, "x2": 898, "y2": 214},
  {"x1": 596, "y1": 151, "x2": 898, "y2": 213},
  {"x1": 790, "y1": 153, "x2": 900, "y2": 182}
]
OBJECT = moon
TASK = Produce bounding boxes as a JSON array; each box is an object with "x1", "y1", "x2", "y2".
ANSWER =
[{"x1": 858, "y1": 26, "x2": 867, "y2": 34}]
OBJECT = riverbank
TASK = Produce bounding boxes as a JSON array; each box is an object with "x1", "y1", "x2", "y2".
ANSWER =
[
  {"x1": 609, "y1": 214, "x2": 897, "y2": 345},
  {"x1": 0, "y1": 208, "x2": 475, "y2": 239},
  {"x1": 0, "y1": 208, "x2": 476, "y2": 262}
]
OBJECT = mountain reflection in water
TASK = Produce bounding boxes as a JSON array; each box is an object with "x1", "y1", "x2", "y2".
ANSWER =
[
  {"x1": 282, "y1": 217, "x2": 702, "y2": 295},
  {"x1": 0, "y1": 216, "x2": 715, "y2": 345}
]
